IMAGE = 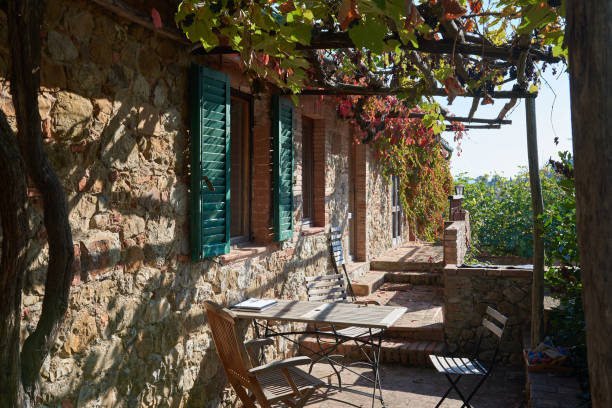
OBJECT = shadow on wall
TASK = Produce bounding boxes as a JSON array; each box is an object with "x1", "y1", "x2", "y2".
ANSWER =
[{"x1": 0, "y1": 1, "x2": 341, "y2": 405}]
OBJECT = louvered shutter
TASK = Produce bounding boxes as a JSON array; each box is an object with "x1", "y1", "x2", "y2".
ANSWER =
[
  {"x1": 190, "y1": 64, "x2": 231, "y2": 260},
  {"x1": 273, "y1": 96, "x2": 294, "y2": 242}
]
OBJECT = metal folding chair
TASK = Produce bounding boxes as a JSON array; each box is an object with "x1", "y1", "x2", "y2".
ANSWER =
[
  {"x1": 428, "y1": 306, "x2": 508, "y2": 408},
  {"x1": 304, "y1": 227, "x2": 382, "y2": 390}
]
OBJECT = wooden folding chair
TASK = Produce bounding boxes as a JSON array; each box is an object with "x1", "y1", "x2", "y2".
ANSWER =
[
  {"x1": 204, "y1": 301, "x2": 325, "y2": 408},
  {"x1": 428, "y1": 306, "x2": 508, "y2": 408}
]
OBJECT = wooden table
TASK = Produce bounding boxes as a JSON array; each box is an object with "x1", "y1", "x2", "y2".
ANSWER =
[{"x1": 233, "y1": 300, "x2": 407, "y2": 407}]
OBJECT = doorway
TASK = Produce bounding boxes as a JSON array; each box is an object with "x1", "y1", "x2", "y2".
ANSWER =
[
  {"x1": 391, "y1": 175, "x2": 402, "y2": 246},
  {"x1": 348, "y1": 140, "x2": 356, "y2": 261}
]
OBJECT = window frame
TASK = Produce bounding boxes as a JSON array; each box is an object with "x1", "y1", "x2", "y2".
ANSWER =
[
  {"x1": 229, "y1": 89, "x2": 254, "y2": 246},
  {"x1": 302, "y1": 116, "x2": 315, "y2": 226}
]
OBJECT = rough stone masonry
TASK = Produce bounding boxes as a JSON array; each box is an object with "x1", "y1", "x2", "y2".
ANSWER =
[{"x1": 0, "y1": 0, "x2": 404, "y2": 406}]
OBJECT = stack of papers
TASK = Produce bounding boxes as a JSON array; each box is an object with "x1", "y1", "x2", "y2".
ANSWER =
[{"x1": 232, "y1": 298, "x2": 278, "y2": 311}]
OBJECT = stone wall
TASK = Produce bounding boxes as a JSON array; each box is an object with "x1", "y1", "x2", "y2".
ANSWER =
[
  {"x1": 443, "y1": 265, "x2": 532, "y2": 365},
  {"x1": 0, "y1": 0, "x2": 395, "y2": 406},
  {"x1": 443, "y1": 215, "x2": 471, "y2": 265}
]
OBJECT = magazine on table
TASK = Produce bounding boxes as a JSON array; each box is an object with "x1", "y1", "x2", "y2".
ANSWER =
[{"x1": 231, "y1": 298, "x2": 278, "y2": 311}]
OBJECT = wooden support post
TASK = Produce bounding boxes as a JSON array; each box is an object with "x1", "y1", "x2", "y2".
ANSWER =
[{"x1": 525, "y1": 97, "x2": 545, "y2": 346}]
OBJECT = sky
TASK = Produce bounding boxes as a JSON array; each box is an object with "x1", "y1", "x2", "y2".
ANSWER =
[{"x1": 437, "y1": 70, "x2": 573, "y2": 178}]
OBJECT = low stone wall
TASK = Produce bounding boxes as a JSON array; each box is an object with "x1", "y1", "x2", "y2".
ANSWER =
[
  {"x1": 443, "y1": 265, "x2": 532, "y2": 365},
  {"x1": 476, "y1": 255, "x2": 533, "y2": 265},
  {"x1": 443, "y1": 214, "x2": 470, "y2": 266}
]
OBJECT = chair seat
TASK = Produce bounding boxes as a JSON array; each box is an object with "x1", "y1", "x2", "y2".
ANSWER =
[
  {"x1": 321, "y1": 326, "x2": 383, "y2": 339},
  {"x1": 429, "y1": 355, "x2": 488, "y2": 376},
  {"x1": 256, "y1": 366, "x2": 325, "y2": 403}
]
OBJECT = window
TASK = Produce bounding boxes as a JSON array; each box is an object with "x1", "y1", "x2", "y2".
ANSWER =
[
  {"x1": 302, "y1": 117, "x2": 314, "y2": 225},
  {"x1": 272, "y1": 96, "x2": 294, "y2": 242},
  {"x1": 230, "y1": 96, "x2": 250, "y2": 243},
  {"x1": 190, "y1": 65, "x2": 293, "y2": 260},
  {"x1": 190, "y1": 64, "x2": 231, "y2": 259}
]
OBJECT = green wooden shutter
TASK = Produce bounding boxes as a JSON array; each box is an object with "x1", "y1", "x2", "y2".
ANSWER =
[
  {"x1": 190, "y1": 64, "x2": 231, "y2": 260},
  {"x1": 273, "y1": 96, "x2": 294, "y2": 242}
]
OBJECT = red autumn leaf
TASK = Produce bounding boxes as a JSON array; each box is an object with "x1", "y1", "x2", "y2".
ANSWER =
[
  {"x1": 407, "y1": 4, "x2": 425, "y2": 28},
  {"x1": 441, "y1": 0, "x2": 467, "y2": 20},
  {"x1": 481, "y1": 94, "x2": 494, "y2": 105},
  {"x1": 151, "y1": 8, "x2": 162, "y2": 29},
  {"x1": 263, "y1": 54, "x2": 270, "y2": 65},
  {"x1": 443, "y1": 76, "x2": 465, "y2": 104},
  {"x1": 469, "y1": 0, "x2": 483, "y2": 14},
  {"x1": 339, "y1": 0, "x2": 360, "y2": 30},
  {"x1": 464, "y1": 19, "x2": 475, "y2": 32},
  {"x1": 339, "y1": 100, "x2": 351, "y2": 117},
  {"x1": 279, "y1": 0, "x2": 295, "y2": 13}
]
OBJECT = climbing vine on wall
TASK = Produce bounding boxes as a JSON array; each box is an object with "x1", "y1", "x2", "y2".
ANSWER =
[{"x1": 339, "y1": 95, "x2": 465, "y2": 240}]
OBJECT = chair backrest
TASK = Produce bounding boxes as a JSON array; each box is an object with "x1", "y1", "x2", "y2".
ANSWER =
[
  {"x1": 329, "y1": 227, "x2": 345, "y2": 269},
  {"x1": 305, "y1": 273, "x2": 349, "y2": 302},
  {"x1": 328, "y1": 227, "x2": 356, "y2": 301},
  {"x1": 481, "y1": 306, "x2": 508, "y2": 339},
  {"x1": 204, "y1": 301, "x2": 260, "y2": 393},
  {"x1": 475, "y1": 306, "x2": 508, "y2": 365}
]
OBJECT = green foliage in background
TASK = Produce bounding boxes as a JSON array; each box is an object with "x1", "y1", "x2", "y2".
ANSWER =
[
  {"x1": 456, "y1": 164, "x2": 568, "y2": 258},
  {"x1": 459, "y1": 151, "x2": 588, "y2": 399}
]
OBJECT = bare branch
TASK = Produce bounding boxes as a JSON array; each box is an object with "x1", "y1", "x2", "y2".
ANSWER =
[
  {"x1": 408, "y1": 52, "x2": 437, "y2": 88},
  {"x1": 468, "y1": 97, "x2": 481, "y2": 120},
  {"x1": 7, "y1": 0, "x2": 74, "y2": 399},
  {"x1": 0, "y1": 109, "x2": 28, "y2": 408},
  {"x1": 497, "y1": 36, "x2": 530, "y2": 120}
]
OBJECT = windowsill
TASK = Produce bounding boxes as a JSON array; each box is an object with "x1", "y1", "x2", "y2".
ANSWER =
[
  {"x1": 301, "y1": 226, "x2": 325, "y2": 237},
  {"x1": 220, "y1": 243, "x2": 269, "y2": 265}
]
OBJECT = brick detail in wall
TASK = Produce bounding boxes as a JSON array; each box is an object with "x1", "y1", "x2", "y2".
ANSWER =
[
  {"x1": 354, "y1": 143, "x2": 367, "y2": 261},
  {"x1": 313, "y1": 118, "x2": 327, "y2": 227}
]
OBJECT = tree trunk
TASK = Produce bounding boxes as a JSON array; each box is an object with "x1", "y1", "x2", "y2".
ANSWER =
[
  {"x1": 7, "y1": 0, "x2": 74, "y2": 402},
  {"x1": 0, "y1": 110, "x2": 28, "y2": 408},
  {"x1": 566, "y1": 2, "x2": 612, "y2": 407},
  {"x1": 525, "y1": 98, "x2": 545, "y2": 346}
]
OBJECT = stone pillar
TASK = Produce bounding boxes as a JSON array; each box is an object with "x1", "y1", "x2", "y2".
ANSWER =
[{"x1": 449, "y1": 194, "x2": 466, "y2": 221}]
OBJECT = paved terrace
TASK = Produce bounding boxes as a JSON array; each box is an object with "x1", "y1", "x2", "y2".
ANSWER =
[
  {"x1": 306, "y1": 363, "x2": 526, "y2": 408},
  {"x1": 370, "y1": 243, "x2": 445, "y2": 272}
]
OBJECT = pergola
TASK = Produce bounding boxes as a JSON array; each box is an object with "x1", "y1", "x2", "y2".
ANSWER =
[{"x1": 94, "y1": 0, "x2": 561, "y2": 346}]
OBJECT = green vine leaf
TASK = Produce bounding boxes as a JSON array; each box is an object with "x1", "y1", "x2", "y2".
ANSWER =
[{"x1": 348, "y1": 20, "x2": 388, "y2": 54}]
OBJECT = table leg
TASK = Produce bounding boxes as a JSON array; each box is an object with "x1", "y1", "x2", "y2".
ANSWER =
[{"x1": 372, "y1": 329, "x2": 385, "y2": 408}]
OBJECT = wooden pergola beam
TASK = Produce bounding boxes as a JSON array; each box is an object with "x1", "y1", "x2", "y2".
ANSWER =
[
  {"x1": 445, "y1": 124, "x2": 502, "y2": 130},
  {"x1": 409, "y1": 113, "x2": 511, "y2": 124},
  {"x1": 291, "y1": 86, "x2": 536, "y2": 99},
  {"x1": 193, "y1": 31, "x2": 561, "y2": 64},
  {"x1": 92, "y1": 0, "x2": 191, "y2": 44}
]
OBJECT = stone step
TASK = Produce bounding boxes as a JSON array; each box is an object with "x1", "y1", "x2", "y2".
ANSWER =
[
  {"x1": 345, "y1": 261, "x2": 369, "y2": 280},
  {"x1": 351, "y1": 271, "x2": 386, "y2": 296},
  {"x1": 384, "y1": 271, "x2": 443, "y2": 286},
  {"x1": 357, "y1": 283, "x2": 445, "y2": 340},
  {"x1": 369, "y1": 260, "x2": 445, "y2": 272},
  {"x1": 299, "y1": 336, "x2": 445, "y2": 367},
  {"x1": 385, "y1": 322, "x2": 445, "y2": 341}
]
